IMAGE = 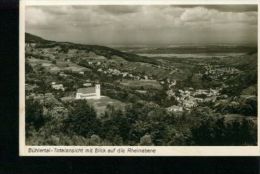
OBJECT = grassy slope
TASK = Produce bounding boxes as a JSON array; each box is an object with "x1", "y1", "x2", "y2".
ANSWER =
[
  {"x1": 25, "y1": 33, "x2": 160, "y2": 65},
  {"x1": 25, "y1": 33, "x2": 52, "y2": 43}
]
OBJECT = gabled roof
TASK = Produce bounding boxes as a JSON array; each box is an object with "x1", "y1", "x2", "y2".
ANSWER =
[
  {"x1": 77, "y1": 87, "x2": 95, "y2": 94},
  {"x1": 167, "y1": 105, "x2": 183, "y2": 110}
]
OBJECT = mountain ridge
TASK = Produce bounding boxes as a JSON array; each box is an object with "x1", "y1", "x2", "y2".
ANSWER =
[{"x1": 25, "y1": 33, "x2": 160, "y2": 65}]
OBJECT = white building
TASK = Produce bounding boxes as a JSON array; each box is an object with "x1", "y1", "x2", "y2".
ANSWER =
[
  {"x1": 79, "y1": 71, "x2": 85, "y2": 75},
  {"x1": 167, "y1": 105, "x2": 183, "y2": 112},
  {"x1": 52, "y1": 84, "x2": 65, "y2": 91},
  {"x1": 76, "y1": 84, "x2": 101, "y2": 100},
  {"x1": 83, "y1": 83, "x2": 92, "y2": 87}
]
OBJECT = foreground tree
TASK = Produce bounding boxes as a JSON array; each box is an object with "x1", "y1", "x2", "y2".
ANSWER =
[
  {"x1": 64, "y1": 100, "x2": 101, "y2": 137},
  {"x1": 190, "y1": 117, "x2": 257, "y2": 145},
  {"x1": 139, "y1": 134, "x2": 153, "y2": 146},
  {"x1": 26, "y1": 98, "x2": 44, "y2": 134}
]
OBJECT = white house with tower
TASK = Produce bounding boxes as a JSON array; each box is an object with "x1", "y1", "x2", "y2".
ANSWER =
[{"x1": 75, "y1": 84, "x2": 101, "y2": 100}]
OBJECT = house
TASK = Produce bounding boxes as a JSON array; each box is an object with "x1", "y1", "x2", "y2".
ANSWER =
[
  {"x1": 52, "y1": 83, "x2": 65, "y2": 91},
  {"x1": 183, "y1": 99, "x2": 197, "y2": 109},
  {"x1": 59, "y1": 72, "x2": 68, "y2": 77},
  {"x1": 122, "y1": 72, "x2": 128, "y2": 77},
  {"x1": 65, "y1": 58, "x2": 70, "y2": 62},
  {"x1": 167, "y1": 105, "x2": 183, "y2": 112},
  {"x1": 83, "y1": 83, "x2": 92, "y2": 87},
  {"x1": 169, "y1": 80, "x2": 177, "y2": 88},
  {"x1": 160, "y1": 81, "x2": 165, "y2": 85},
  {"x1": 76, "y1": 84, "x2": 101, "y2": 100},
  {"x1": 204, "y1": 96, "x2": 217, "y2": 102}
]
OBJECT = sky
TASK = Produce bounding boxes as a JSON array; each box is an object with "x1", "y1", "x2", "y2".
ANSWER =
[{"x1": 25, "y1": 5, "x2": 258, "y2": 46}]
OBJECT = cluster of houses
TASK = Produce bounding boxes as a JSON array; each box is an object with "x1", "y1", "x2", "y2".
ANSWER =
[
  {"x1": 160, "y1": 78, "x2": 177, "y2": 88},
  {"x1": 27, "y1": 54, "x2": 90, "y2": 76},
  {"x1": 88, "y1": 61, "x2": 102, "y2": 66},
  {"x1": 97, "y1": 67, "x2": 155, "y2": 81},
  {"x1": 166, "y1": 88, "x2": 221, "y2": 112},
  {"x1": 26, "y1": 46, "x2": 60, "y2": 60},
  {"x1": 25, "y1": 43, "x2": 36, "y2": 52},
  {"x1": 204, "y1": 65, "x2": 240, "y2": 79}
]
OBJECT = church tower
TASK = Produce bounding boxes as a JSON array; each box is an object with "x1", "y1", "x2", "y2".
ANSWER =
[{"x1": 95, "y1": 84, "x2": 101, "y2": 99}]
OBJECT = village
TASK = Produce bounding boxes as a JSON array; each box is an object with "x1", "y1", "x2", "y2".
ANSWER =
[
  {"x1": 166, "y1": 87, "x2": 221, "y2": 112},
  {"x1": 203, "y1": 64, "x2": 241, "y2": 80},
  {"x1": 25, "y1": 41, "x2": 251, "y2": 118}
]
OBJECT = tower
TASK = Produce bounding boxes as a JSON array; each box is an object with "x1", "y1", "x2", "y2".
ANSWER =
[{"x1": 95, "y1": 84, "x2": 101, "y2": 98}]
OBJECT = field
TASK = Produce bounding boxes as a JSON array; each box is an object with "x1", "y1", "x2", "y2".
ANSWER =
[
  {"x1": 137, "y1": 53, "x2": 247, "y2": 58},
  {"x1": 120, "y1": 80, "x2": 162, "y2": 90},
  {"x1": 60, "y1": 96, "x2": 126, "y2": 117},
  {"x1": 28, "y1": 57, "x2": 90, "y2": 73},
  {"x1": 87, "y1": 96, "x2": 126, "y2": 117}
]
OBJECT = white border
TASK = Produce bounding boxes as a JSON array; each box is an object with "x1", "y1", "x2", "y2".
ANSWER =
[{"x1": 20, "y1": 0, "x2": 260, "y2": 156}]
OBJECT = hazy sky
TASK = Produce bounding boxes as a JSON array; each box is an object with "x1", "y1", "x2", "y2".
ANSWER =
[{"x1": 26, "y1": 5, "x2": 257, "y2": 46}]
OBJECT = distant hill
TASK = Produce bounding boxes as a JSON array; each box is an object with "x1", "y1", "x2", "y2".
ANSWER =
[
  {"x1": 25, "y1": 33, "x2": 160, "y2": 65},
  {"x1": 229, "y1": 53, "x2": 257, "y2": 71},
  {"x1": 119, "y1": 45, "x2": 257, "y2": 54},
  {"x1": 25, "y1": 33, "x2": 52, "y2": 43}
]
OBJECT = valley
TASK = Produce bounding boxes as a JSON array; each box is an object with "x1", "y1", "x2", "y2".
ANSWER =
[{"x1": 25, "y1": 33, "x2": 257, "y2": 146}]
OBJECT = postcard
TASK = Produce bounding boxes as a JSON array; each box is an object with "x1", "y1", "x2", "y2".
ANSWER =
[{"x1": 19, "y1": 0, "x2": 260, "y2": 156}]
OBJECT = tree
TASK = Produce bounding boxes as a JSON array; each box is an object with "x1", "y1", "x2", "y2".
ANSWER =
[
  {"x1": 37, "y1": 76, "x2": 51, "y2": 107},
  {"x1": 90, "y1": 134, "x2": 101, "y2": 145},
  {"x1": 26, "y1": 98, "x2": 45, "y2": 135},
  {"x1": 190, "y1": 116, "x2": 257, "y2": 145},
  {"x1": 190, "y1": 117, "x2": 222, "y2": 145},
  {"x1": 101, "y1": 107, "x2": 130, "y2": 144},
  {"x1": 64, "y1": 100, "x2": 100, "y2": 137},
  {"x1": 139, "y1": 134, "x2": 153, "y2": 145},
  {"x1": 25, "y1": 61, "x2": 33, "y2": 73},
  {"x1": 239, "y1": 97, "x2": 257, "y2": 116}
]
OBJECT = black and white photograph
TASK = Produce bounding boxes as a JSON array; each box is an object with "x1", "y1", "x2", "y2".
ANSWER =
[{"x1": 20, "y1": 1, "x2": 259, "y2": 155}]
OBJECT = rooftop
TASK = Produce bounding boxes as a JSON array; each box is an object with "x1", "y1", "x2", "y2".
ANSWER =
[
  {"x1": 77, "y1": 87, "x2": 95, "y2": 94},
  {"x1": 167, "y1": 105, "x2": 183, "y2": 110}
]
